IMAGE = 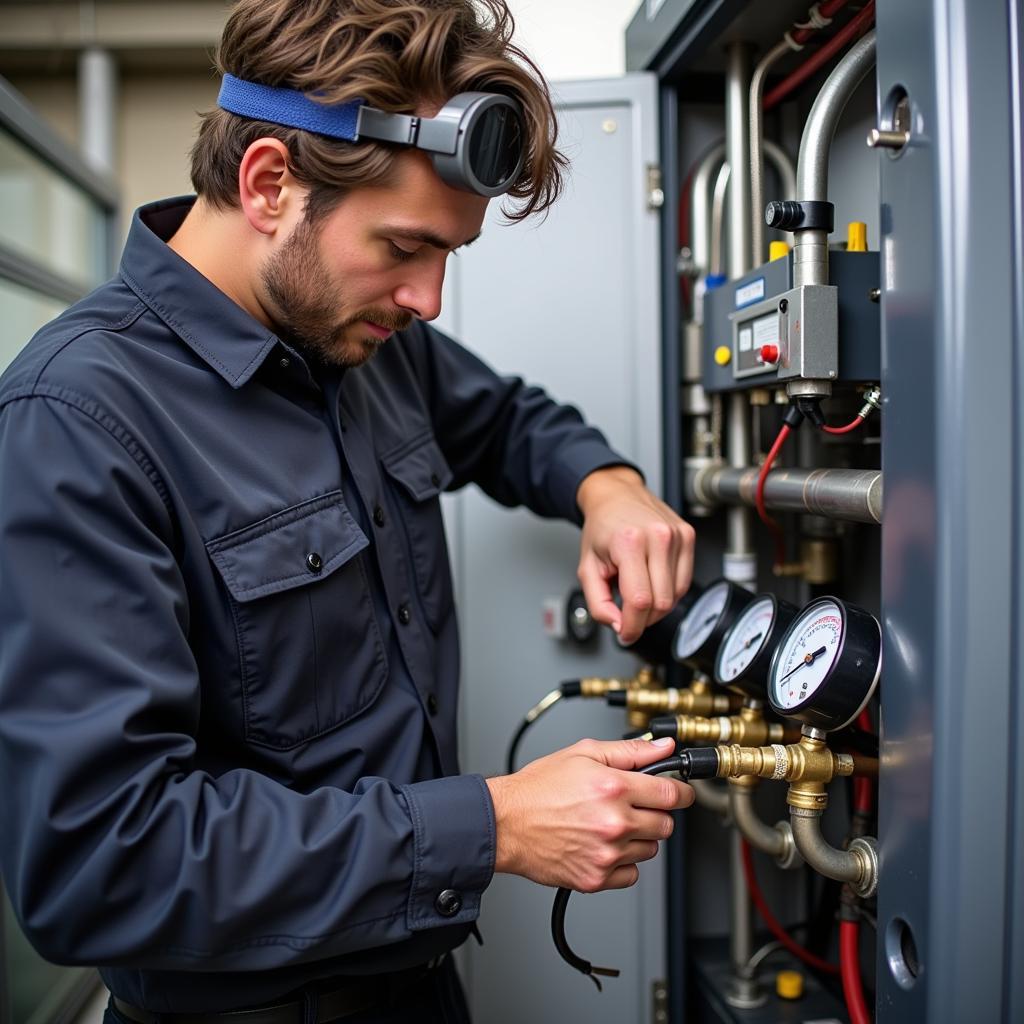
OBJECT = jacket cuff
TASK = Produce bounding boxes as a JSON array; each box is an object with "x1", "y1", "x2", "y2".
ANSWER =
[
  {"x1": 400, "y1": 773, "x2": 495, "y2": 932},
  {"x1": 545, "y1": 439, "x2": 644, "y2": 525}
]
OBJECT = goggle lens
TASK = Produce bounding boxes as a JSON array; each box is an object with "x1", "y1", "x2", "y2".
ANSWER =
[{"x1": 468, "y1": 104, "x2": 523, "y2": 188}]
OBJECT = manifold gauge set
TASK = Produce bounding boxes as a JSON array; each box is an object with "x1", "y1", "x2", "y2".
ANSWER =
[{"x1": 669, "y1": 579, "x2": 882, "y2": 727}]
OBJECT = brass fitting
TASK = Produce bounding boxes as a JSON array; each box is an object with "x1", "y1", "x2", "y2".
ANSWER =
[
  {"x1": 621, "y1": 683, "x2": 741, "y2": 717},
  {"x1": 714, "y1": 732, "x2": 855, "y2": 810},
  {"x1": 670, "y1": 704, "x2": 803, "y2": 746},
  {"x1": 772, "y1": 538, "x2": 839, "y2": 585},
  {"x1": 578, "y1": 664, "x2": 661, "y2": 699}
]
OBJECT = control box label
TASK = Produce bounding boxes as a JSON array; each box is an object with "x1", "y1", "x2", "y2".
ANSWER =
[{"x1": 735, "y1": 277, "x2": 765, "y2": 308}]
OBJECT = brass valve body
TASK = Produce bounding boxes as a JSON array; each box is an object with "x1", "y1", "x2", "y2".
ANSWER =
[
  {"x1": 715, "y1": 733, "x2": 855, "y2": 810},
  {"x1": 579, "y1": 664, "x2": 661, "y2": 698},
  {"x1": 670, "y1": 711, "x2": 800, "y2": 746},
  {"x1": 623, "y1": 686, "x2": 741, "y2": 716}
]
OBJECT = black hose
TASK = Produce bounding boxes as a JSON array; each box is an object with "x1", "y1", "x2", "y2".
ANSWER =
[
  {"x1": 506, "y1": 682, "x2": 582, "y2": 775},
  {"x1": 550, "y1": 748, "x2": 720, "y2": 988}
]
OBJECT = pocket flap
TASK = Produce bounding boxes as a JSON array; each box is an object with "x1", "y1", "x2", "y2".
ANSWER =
[
  {"x1": 206, "y1": 491, "x2": 368, "y2": 603},
  {"x1": 381, "y1": 435, "x2": 453, "y2": 501}
]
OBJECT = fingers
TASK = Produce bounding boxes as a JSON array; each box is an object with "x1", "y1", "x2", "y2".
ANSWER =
[
  {"x1": 602, "y1": 864, "x2": 641, "y2": 891},
  {"x1": 582, "y1": 736, "x2": 677, "y2": 772},
  {"x1": 614, "y1": 536, "x2": 654, "y2": 643},
  {"x1": 577, "y1": 553, "x2": 622, "y2": 634}
]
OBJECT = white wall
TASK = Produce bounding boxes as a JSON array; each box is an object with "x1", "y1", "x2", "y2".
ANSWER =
[{"x1": 506, "y1": 0, "x2": 638, "y2": 80}]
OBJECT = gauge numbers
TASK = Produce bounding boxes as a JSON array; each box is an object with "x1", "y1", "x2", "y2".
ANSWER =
[
  {"x1": 673, "y1": 580, "x2": 730, "y2": 662},
  {"x1": 716, "y1": 596, "x2": 776, "y2": 684}
]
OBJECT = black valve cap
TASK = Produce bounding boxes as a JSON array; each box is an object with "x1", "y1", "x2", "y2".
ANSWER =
[
  {"x1": 765, "y1": 200, "x2": 803, "y2": 230},
  {"x1": 559, "y1": 680, "x2": 582, "y2": 698},
  {"x1": 606, "y1": 690, "x2": 628, "y2": 707},
  {"x1": 679, "y1": 746, "x2": 720, "y2": 780},
  {"x1": 648, "y1": 716, "x2": 678, "y2": 740}
]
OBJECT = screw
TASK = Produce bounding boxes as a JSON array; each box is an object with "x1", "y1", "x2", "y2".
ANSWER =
[{"x1": 869, "y1": 288, "x2": 881, "y2": 302}]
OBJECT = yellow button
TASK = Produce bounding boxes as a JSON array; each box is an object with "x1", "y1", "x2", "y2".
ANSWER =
[
  {"x1": 776, "y1": 969, "x2": 804, "y2": 1000},
  {"x1": 769, "y1": 240, "x2": 790, "y2": 262},
  {"x1": 847, "y1": 221, "x2": 868, "y2": 252},
  {"x1": 714, "y1": 345, "x2": 731, "y2": 366}
]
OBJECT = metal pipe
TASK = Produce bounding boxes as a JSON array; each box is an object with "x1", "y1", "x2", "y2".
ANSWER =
[
  {"x1": 691, "y1": 143, "x2": 727, "y2": 281},
  {"x1": 729, "y1": 780, "x2": 801, "y2": 868},
  {"x1": 750, "y1": 39, "x2": 795, "y2": 264},
  {"x1": 726, "y1": 42, "x2": 753, "y2": 278},
  {"x1": 794, "y1": 31, "x2": 876, "y2": 288},
  {"x1": 789, "y1": 809, "x2": 878, "y2": 897},
  {"x1": 691, "y1": 778, "x2": 731, "y2": 816},
  {"x1": 709, "y1": 161, "x2": 731, "y2": 279},
  {"x1": 727, "y1": 830, "x2": 764, "y2": 1007},
  {"x1": 764, "y1": 140, "x2": 797, "y2": 218},
  {"x1": 78, "y1": 46, "x2": 117, "y2": 174},
  {"x1": 686, "y1": 465, "x2": 882, "y2": 525}
]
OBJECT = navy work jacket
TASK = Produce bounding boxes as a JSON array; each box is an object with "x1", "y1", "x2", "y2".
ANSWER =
[{"x1": 0, "y1": 198, "x2": 629, "y2": 1012}]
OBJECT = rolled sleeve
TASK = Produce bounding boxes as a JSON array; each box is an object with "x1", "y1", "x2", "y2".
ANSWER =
[{"x1": 400, "y1": 774, "x2": 495, "y2": 931}]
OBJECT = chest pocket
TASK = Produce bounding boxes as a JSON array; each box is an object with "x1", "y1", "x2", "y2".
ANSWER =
[
  {"x1": 206, "y1": 491, "x2": 388, "y2": 750},
  {"x1": 381, "y1": 434, "x2": 454, "y2": 632}
]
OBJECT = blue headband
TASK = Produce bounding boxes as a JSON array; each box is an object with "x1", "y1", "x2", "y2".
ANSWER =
[{"x1": 217, "y1": 73, "x2": 364, "y2": 139}]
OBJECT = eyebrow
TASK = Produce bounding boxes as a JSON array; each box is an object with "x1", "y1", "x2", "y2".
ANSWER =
[{"x1": 382, "y1": 227, "x2": 482, "y2": 251}]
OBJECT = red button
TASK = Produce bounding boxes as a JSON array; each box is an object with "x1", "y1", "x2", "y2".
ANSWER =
[{"x1": 760, "y1": 344, "x2": 779, "y2": 364}]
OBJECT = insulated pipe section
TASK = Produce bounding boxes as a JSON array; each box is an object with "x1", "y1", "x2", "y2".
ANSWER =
[
  {"x1": 686, "y1": 465, "x2": 882, "y2": 525},
  {"x1": 792, "y1": 31, "x2": 876, "y2": 289},
  {"x1": 789, "y1": 810, "x2": 878, "y2": 897}
]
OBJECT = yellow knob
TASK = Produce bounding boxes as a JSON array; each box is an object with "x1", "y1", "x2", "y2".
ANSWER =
[
  {"x1": 769, "y1": 240, "x2": 790, "y2": 262},
  {"x1": 776, "y1": 969, "x2": 804, "y2": 1000},
  {"x1": 714, "y1": 345, "x2": 731, "y2": 366},
  {"x1": 847, "y1": 221, "x2": 868, "y2": 252}
]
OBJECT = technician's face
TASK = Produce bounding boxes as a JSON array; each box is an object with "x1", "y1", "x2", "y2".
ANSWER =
[{"x1": 261, "y1": 150, "x2": 488, "y2": 367}]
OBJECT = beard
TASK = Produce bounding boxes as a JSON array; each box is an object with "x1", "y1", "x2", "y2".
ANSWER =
[{"x1": 260, "y1": 215, "x2": 412, "y2": 368}]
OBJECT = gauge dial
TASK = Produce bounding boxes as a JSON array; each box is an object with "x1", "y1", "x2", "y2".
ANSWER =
[
  {"x1": 767, "y1": 597, "x2": 882, "y2": 731},
  {"x1": 714, "y1": 594, "x2": 798, "y2": 699},
  {"x1": 672, "y1": 578, "x2": 754, "y2": 673},
  {"x1": 626, "y1": 582, "x2": 704, "y2": 665}
]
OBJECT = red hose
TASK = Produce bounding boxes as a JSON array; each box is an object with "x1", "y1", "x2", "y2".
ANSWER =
[
  {"x1": 822, "y1": 415, "x2": 866, "y2": 435},
  {"x1": 756, "y1": 422, "x2": 791, "y2": 568},
  {"x1": 789, "y1": 0, "x2": 854, "y2": 47},
  {"x1": 841, "y1": 920, "x2": 873, "y2": 1024},
  {"x1": 740, "y1": 840, "x2": 840, "y2": 975},
  {"x1": 853, "y1": 709, "x2": 875, "y2": 814},
  {"x1": 764, "y1": 1, "x2": 876, "y2": 111}
]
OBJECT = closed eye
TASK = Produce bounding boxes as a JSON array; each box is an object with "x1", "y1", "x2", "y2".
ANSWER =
[{"x1": 389, "y1": 241, "x2": 416, "y2": 262}]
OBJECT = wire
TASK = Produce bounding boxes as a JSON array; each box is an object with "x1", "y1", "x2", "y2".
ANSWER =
[
  {"x1": 551, "y1": 749, "x2": 721, "y2": 988},
  {"x1": 740, "y1": 839, "x2": 841, "y2": 975},
  {"x1": 841, "y1": 920, "x2": 873, "y2": 1024},
  {"x1": 756, "y1": 422, "x2": 791, "y2": 568},
  {"x1": 506, "y1": 687, "x2": 568, "y2": 775},
  {"x1": 822, "y1": 416, "x2": 866, "y2": 435},
  {"x1": 763, "y1": 1, "x2": 876, "y2": 111}
]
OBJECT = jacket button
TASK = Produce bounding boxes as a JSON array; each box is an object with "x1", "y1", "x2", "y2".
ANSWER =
[
  {"x1": 430, "y1": 472, "x2": 441, "y2": 488},
  {"x1": 426, "y1": 693, "x2": 438, "y2": 715},
  {"x1": 398, "y1": 604, "x2": 411, "y2": 625},
  {"x1": 306, "y1": 552, "x2": 323, "y2": 573},
  {"x1": 435, "y1": 889, "x2": 462, "y2": 917},
  {"x1": 278, "y1": 356, "x2": 290, "y2": 369},
  {"x1": 373, "y1": 505, "x2": 386, "y2": 527}
]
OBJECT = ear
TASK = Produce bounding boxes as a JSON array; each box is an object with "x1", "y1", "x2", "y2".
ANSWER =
[{"x1": 238, "y1": 138, "x2": 302, "y2": 236}]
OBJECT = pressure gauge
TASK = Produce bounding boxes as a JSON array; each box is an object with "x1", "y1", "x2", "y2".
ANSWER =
[
  {"x1": 767, "y1": 596, "x2": 881, "y2": 731},
  {"x1": 625, "y1": 583, "x2": 704, "y2": 665},
  {"x1": 714, "y1": 594, "x2": 798, "y2": 700},
  {"x1": 672, "y1": 578, "x2": 754, "y2": 673}
]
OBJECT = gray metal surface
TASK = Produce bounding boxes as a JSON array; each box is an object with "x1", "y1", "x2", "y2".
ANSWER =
[
  {"x1": 443, "y1": 74, "x2": 664, "y2": 1024},
  {"x1": 876, "y1": 1, "x2": 1021, "y2": 1021}
]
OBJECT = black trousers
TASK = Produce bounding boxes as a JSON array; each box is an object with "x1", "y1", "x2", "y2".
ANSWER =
[{"x1": 104, "y1": 958, "x2": 472, "y2": 1024}]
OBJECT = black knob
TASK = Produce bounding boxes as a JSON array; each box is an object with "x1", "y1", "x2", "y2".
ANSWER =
[{"x1": 765, "y1": 200, "x2": 803, "y2": 230}]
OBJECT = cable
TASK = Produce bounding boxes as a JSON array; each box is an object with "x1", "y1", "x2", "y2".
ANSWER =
[
  {"x1": 740, "y1": 839, "x2": 841, "y2": 975},
  {"x1": 551, "y1": 748, "x2": 721, "y2": 988},
  {"x1": 506, "y1": 681, "x2": 582, "y2": 775},
  {"x1": 822, "y1": 416, "x2": 866, "y2": 435},
  {"x1": 841, "y1": 920, "x2": 873, "y2": 1024},
  {"x1": 756, "y1": 411, "x2": 797, "y2": 569},
  {"x1": 853, "y1": 708, "x2": 875, "y2": 815},
  {"x1": 763, "y1": 1, "x2": 876, "y2": 111}
]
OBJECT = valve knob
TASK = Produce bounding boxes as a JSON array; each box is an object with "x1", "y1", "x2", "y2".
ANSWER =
[
  {"x1": 765, "y1": 200, "x2": 803, "y2": 230},
  {"x1": 760, "y1": 344, "x2": 780, "y2": 365}
]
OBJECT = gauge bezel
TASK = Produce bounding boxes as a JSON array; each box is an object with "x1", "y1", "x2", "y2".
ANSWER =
[
  {"x1": 767, "y1": 596, "x2": 882, "y2": 731},
  {"x1": 671, "y1": 578, "x2": 755, "y2": 674},
  {"x1": 625, "y1": 582, "x2": 704, "y2": 665},
  {"x1": 714, "y1": 593, "x2": 798, "y2": 700}
]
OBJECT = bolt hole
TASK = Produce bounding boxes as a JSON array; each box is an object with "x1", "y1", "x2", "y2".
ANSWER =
[{"x1": 885, "y1": 916, "x2": 921, "y2": 990}]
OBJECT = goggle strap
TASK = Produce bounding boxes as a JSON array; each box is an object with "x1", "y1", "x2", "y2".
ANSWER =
[{"x1": 217, "y1": 73, "x2": 363, "y2": 140}]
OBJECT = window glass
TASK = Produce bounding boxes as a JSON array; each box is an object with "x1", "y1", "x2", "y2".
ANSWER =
[
  {"x1": 0, "y1": 129, "x2": 108, "y2": 291},
  {"x1": 0, "y1": 278, "x2": 66, "y2": 375}
]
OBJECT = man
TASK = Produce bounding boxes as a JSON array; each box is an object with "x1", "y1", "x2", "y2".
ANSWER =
[{"x1": 0, "y1": 2, "x2": 696, "y2": 1021}]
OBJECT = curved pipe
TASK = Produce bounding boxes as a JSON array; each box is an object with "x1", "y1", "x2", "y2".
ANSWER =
[
  {"x1": 789, "y1": 810, "x2": 878, "y2": 897},
  {"x1": 729, "y1": 781, "x2": 801, "y2": 868},
  {"x1": 692, "y1": 778, "x2": 731, "y2": 817},
  {"x1": 794, "y1": 31, "x2": 877, "y2": 287},
  {"x1": 710, "y1": 161, "x2": 731, "y2": 278},
  {"x1": 690, "y1": 143, "x2": 726, "y2": 280}
]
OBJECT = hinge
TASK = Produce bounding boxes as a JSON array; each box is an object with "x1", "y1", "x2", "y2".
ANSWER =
[
  {"x1": 647, "y1": 164, "x2": 665, "y2": 210},
  {"x1": 652, "y1": 979, "x2": 668, "y2": 1024}
]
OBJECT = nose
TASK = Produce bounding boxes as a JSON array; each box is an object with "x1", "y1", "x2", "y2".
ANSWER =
[{"x1": 393, "y1": 259, "x2": 445, "y2": 322}]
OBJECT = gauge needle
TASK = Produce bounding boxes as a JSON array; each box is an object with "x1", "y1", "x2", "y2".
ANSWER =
[
  {"x1": 779, "y1": 645, "x2": 827, "y2": 682},
  {"x1": 729, "y1": 632, "x2": 763, "y2": 663}
]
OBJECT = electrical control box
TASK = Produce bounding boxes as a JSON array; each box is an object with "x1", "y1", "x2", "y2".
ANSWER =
[{"x1": 702, "y1": 250, "x2": 881, "y2": 392}]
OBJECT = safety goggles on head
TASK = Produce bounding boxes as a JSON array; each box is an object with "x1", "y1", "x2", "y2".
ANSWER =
[{"x1": 218, "y1": 74, "x2": 526, "y2": 198}]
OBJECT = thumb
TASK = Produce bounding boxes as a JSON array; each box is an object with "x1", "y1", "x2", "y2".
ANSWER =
[{"x1": 587, "y1": 736, "x2": 676, "y2": 772}]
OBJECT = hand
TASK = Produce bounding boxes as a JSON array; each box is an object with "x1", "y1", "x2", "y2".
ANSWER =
[
  {"x1": 575, "y1": 466, "x2": 696, "y2": 644},
  {"x1": 485, "y1": 737, "x2": 695, "y2": 893}
]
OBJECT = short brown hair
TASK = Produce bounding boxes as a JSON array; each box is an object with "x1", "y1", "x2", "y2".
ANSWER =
[{"x1": 191, "y1": 0, "x2": 567, "y2": 221}]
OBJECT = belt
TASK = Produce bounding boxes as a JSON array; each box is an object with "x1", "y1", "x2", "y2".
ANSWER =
[{"x1": 111, "y1": 960, "x2": 441, "y2": 1024}]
